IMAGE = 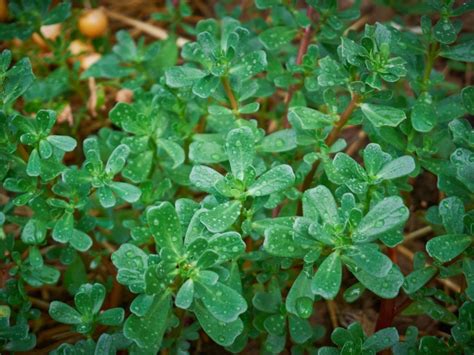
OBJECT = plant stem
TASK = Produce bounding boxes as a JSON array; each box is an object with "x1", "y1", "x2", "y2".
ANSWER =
[
  {"x1": 299, "y1": 94, "x2": 360, "y2": 198},
  {"x1": 422, "y1": 42, "x2": 439, "y2": 91},
  {"x1": 17, "y1": 144, "x2": 30, "y2": 162},
  {"x1": 222, "y1": 76, "x2": 238, "y2": 112},
  {"x1": 282, "y1": 7, "x2": 314, "y2": 128}
]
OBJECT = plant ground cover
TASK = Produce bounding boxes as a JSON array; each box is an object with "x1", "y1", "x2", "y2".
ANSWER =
[{"x1": 0, "y1": 0, "x2": 473, "y2": 354}]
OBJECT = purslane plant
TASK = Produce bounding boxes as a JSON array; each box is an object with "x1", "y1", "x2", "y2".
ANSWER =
[{"x1": 1, "y1": 0, "x2": 473, "y2": 353}]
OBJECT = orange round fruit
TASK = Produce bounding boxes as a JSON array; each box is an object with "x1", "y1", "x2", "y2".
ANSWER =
[
  {"x1": 78, "y1": 8, "x2": 108, "y2": 38},
  {"x1": 0, "y1": 0, "x2": 8, "y2": 22}
]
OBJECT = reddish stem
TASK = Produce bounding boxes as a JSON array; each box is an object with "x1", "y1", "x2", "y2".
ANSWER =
[{"x1": 282, "y1": 7, "x2": 314, "y2": 128}]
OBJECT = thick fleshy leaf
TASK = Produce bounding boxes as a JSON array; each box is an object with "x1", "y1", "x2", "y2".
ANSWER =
[
  {"x1": 208, "y1": 231, "x2": 245, "y2": 260},
  {"x1": 147, "y1": 202, "x2": 184, "y2": 257},
  {"x1": 156, "y1": 139, "x2": 185, "y2": 168},
  {"x1": 263, "y1": 226, "x2": 305, "y2": 257},
  {"x1": 288, "y1": 106, "x2": 335, "y2": 130},
  {"x1": 124, "y1": 292, "x2": 172, "y2": 351},
  {"x1": 439, "y1": 197, "x2": 465, "y2": 234},
  {"x1": 47, "y1": 135, "x2": 77, "y2": 152},
  {"x1": 175, "y1": 279, "x2": 194, "y2": 309},
  {"x1": 376, "y1": 156, "x2": 415, "y2": 180},
  {"x1": 74, "y1": 283, "x2": 105, "y2": 316},
  {"x1": 304, "y1": 186, "x2": 339, "y2": 226},
  {"x1": 194, "y1": 281, "x2": 247, "y2": 322},
  {"x1": 193, "y1": 302, "x2": 243, "y2": 347},
  {"x1": 225, "y1": 127, "x2": 255, "y2": 180},
  {"x1": 189, "y1": 165, "x2": 224, "y2": 194},
  {"x1": 97, "y1": 308, "x2": 125, "y2": 326},
  {"x1": 259, "y1": 129, "x2": 297, "y2": 153},
  {"x1": 105, "y1": 144, "x2": 130, "y2": 175},
  {"x1": 343, "y1": 244, "x2": 392, "y2": 277},
  {"x1": 70, "y1": 229, "x2": 93, "y2": 252},
  {"x1": 52, "y1": 212, "x2": 74, "y2": 243},
  {"x1": 247, "y1": 165, "x2": 295, "y2": 197},
  {"x1": 109, "y1": 182, "x2": 141, "y2": 203},
  {"x1": 462, "y1": 86, "x2": 474, "y2": 114},
  {"x1": 259, "y1": 26, "x2": 297, "y2": 50},
  {"x1": 426, "y1": 234, "x2": 471, "y2": 263},
  {"x1": 26, "y1": 149, "x2": 41, "y2": 177},
  {"x1": 229, "y1": 50, "x2": 267, "y2": 79},
  {"x1": 311, "y1": 252, "x2": 342, "y2": 300},
  {"x1": 363, "y1": 327, "x2": 399, "y2": 352},
  {"x1": 111, "y1": 244, "x2": 148, "y2": 293},
  {"x1": 199, "y1": 200, "x2": 242, "y2": 233},
  {"x1": 360, "y1": 103, "x2": 406, "y2": 127},
  {"x1": 286, "y1": 269, "x2": 314, "y2": 317},
  {"x1": 97, "y1": 186, "x2": 116, "y2": 208},
  {"x1": 288, "y1": 315, "x2": 313, "y2": 344},
  {"x1": 49, "y1": 301, "x2": 82, "y2": 325},
  {"x1": 403, "y1": 266, "x2": 437, "y2": 294},
  {"x1": 352, "y1": 264, "x2": 404, "y2": 299},
  {"x1": 353, "y1": 197, "x2": 409, "y2": 243},
  {"x1": 165, "y1": 66, "x2": 206, "y2": 88}
]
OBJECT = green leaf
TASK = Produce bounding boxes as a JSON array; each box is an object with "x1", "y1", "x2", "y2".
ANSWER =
[
  {"x1": 439, "y1": 40, "x2": 474, "y2": 62},
  {"x1": 353, "y1": 197, "x2": 409, "y2": 243},
  {"x1": 175, "y1": 279, "x2": 194, "y2": 309},
  {"x1": 26, "y1": 149, "x2": 41, "y2": 177},
  {"x1": 411, "y1": 93, "x2": 437, "y2": 132},
  {"x1": 229, "y1": 50, "x2": 267, "y2": 79},
  {"x1": 53, "y1": 212, "x2": 74, "y2": 243},
  {"x1": 426, "y1": 234, "x2": 471, "y2": 263},
  {"x1": 264, "y1": 314, "x2": 286, "y2": 336},
  {"x1": 286, "y1": 270, "x2": 314, "y2": 317},
  {"x1": 110, "y1": 182, "x2": 141, "y2": 204},
  {"x1": 75, "y1": 283, "x2": 105, "y2": 316},
  {"x1": 360, "y1": 103, "x2": 406, "y2": 127},
  {"x1": 208, "y1": 231, "x2": 245, "y2": 260},
  {"x1": 226, "y1": 127, "x2": 255, "y2": 180},
  {"x1": 433, "y1": 18, "x2": 457, "y2": 44},
  {"x1": 70, "y1": 229, "x2": 93, "y2": 252},
  {"x1": 311, "y1": 252, "x2": 342, "y2": 300},
  {"x1": 263, "y1": 226, "x2": 305, "y2": 257},
  {"x1": 318, "y1": 57, "x2": 349, "y2": 87},
  {"x1": 97, "y1": 308, "x2": 124, "y2": 326},
  {"x1": 259, "y1": 129, "x2": 296, "y2": 153},
  {"x1": 288, "y1": 106, "x2": 335, "y2": 130},
  {"x1": 97, "y1": 186, "x2": 116, "y2": 208},
  {"x1": 189, "y1": 141, "x2": 227, "y2": 164},
  {"x1": 193, "y1": 74, "x2": 220, "y2": 98},
  {"x1": 46, "y1": 135, "x2": 77, "y2": 152},
  {"x1": 1, "y1": 57, "x2": 35, "y2": 106},
  {"x1": 247, "y1": 165, "x2": 295, "y2": 197},
  {"x1": 200, "y1": 200, "x2": 242, "y2": 233},
  {"x1": 376, "y1": 156, "x2": 415, "y2": 180},
  {"x1": 461, "y1": 86, "x2": 474, "y2": 114},
  {"x1": 363, "y1": 327, "x2": 399, "y2": 352},
  {"x1": 304, "y1": 186, "x2": 340, "y2": 226},
  {"x1": 124, "y1": 292, "x2": 172, "y2": 351},
  {"x1": 165, "y1": 66, "x2": 206, "y2": 88},
  {"x1": 288, "y1": 315, "x2": 313, "y2": 344},
  {"x1": 193, "y1": 301, "x2": 243, "y2": 347},
  {"x1": 49, "y1": 301, "x2": 82, "y2": 325},
  {"x1": 259, "y1": 26, "x2": 297, "y2": 50},
  {"x1": 439, "y1": 196, "x2": 465, "y2": 234},
  {"x1": 402, "y1": 266, "x2": 437, "y2": 294},
  {"x1": 111, "y1": 244, "x2": 148, "y2": 293},
  {"x1": 190, "y1": 165, "x2": 224, "y2": 194},
  {"x1": 343, "y1": 244, "x2": 392, "y2": 277},
  {"x1": 106, "y1": 144, "x2": 130, "y2": 176},
  {"x1": 147, "y1": 202, "x2": 184, "y2": 257},
  {"x1": 194, "y1": 281, "x2": 247, "y2": 322},
  {"x1": 352, "y1": 264, "x2": 404, "y2": 299}
]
